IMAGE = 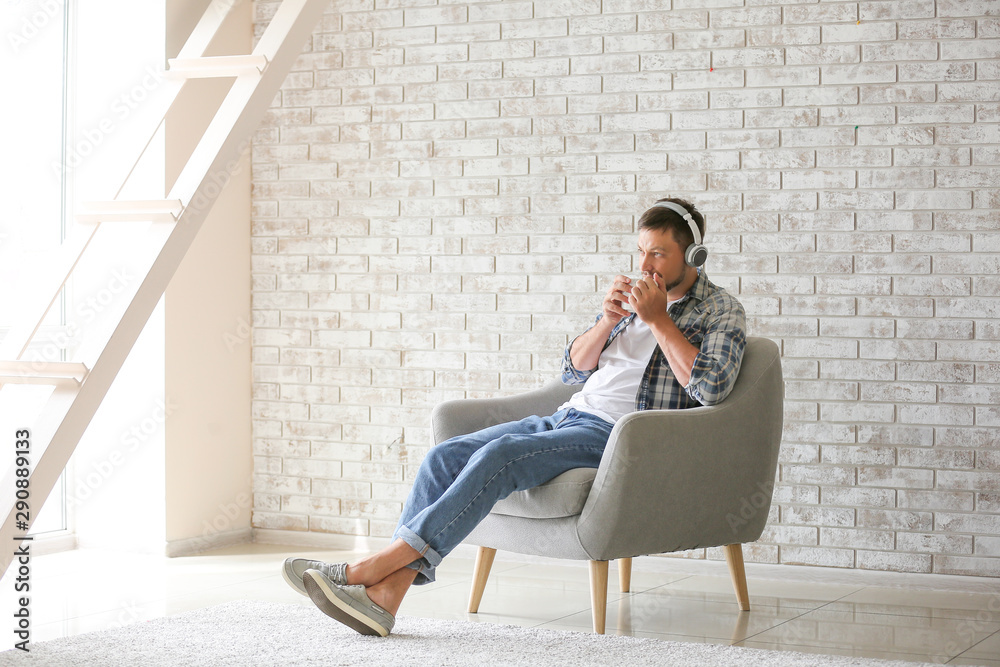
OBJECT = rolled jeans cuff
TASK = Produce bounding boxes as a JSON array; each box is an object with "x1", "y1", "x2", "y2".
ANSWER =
[{"x1": 394, "y1": 525, "x2": 443, "y2": 585}]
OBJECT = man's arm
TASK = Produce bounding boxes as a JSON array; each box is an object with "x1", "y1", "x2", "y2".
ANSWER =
[
  {"x1": 683, "y1": 302, "x2": 747, "y2": 405},
  {"x1": 629, "y1": 274, "x2": 699, "y2": 386},
  {"x1": 630, "y1": 275, "x2": 746, "y2": 405},
  {"x1": 647, "y1": 316, "x2": 699, "y2": 387},
  {"x1": 562, "y1": 275, "x2": 634, "y2": 383}
]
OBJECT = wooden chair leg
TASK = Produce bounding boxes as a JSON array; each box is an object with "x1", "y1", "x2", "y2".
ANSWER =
[
  {"x1": 724, "y1": 543, "x2": 750, "y2": 611},
  {"x1": 468, "y1": 546, "x2": 497, "y2": 613},
  {"x1": 589, "y1": 560, "x2": 609, "y2": 634},
  {"x1": 618, "y1": 557, "x2": 632, "y2": 593}
]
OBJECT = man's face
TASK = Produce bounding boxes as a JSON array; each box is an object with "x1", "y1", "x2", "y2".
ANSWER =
[{"x1": 637, "y1": 227, "x2": 691, "y2": 296}]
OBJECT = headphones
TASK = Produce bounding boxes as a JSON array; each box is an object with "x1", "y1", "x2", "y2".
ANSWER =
[{"x1": 650, "y1": 200, "x2": 708, "y2": 267}]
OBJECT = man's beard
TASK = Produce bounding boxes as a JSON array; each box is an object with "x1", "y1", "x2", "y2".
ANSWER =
[{"x1": 643, "y1": 266, "x2": 687, "y2": 295}]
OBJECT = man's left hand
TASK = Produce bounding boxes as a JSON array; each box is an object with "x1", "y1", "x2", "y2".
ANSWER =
[{"x1": 628, "y1": 274, "x2": 669, "y2": 325}]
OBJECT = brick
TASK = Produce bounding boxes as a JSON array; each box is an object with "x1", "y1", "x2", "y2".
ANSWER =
[
  {"x1": 786, "y1": 45, "x2": 859, "y2": 66},
  {"x1": 783, "y1": 505, "x2": 856, "y2": 528},
  {"x1": 746, "y1": 192, "x2": 817, "y2": 212},
  {"x1": 571, "y1": 54, "x2": 639, "y2": 74},
  {"x1": 784, "y1": 338, "x2": 857, "y2": 360},
  {"x1": 858, "y1": 551, "x2": 932, "y2": 574},
  {"x1": 785, "y1": 86, "x2": 859, "y2": 108},
  {"x1": 858, "y1": 467, "x2": 934, "y2": 489},
  {"x1": 783, "y1": 170, "x2": 855, "y2": 190},
  {"x1": 713, "y1": 47, "x2": 783, "y2": 68},
  {"x1": 781, "y1": 545, "x2": 855, "y2": 569},
  {"x1": 900, "y1": 405, "x2": 975, "y2": 426},
  {"x1": 896, "y1": 147, "x2": 972, "y2": 167},
  {"x1": 897, "y1": 191, "x2": 973, "y2": 211},
  {"x1": 749, "y1": 26, "x2": 820, "y2": 47},
  {"x1": 895, "y1": 276, "x2": 971, "y2": 296},
  {"x1": 817, "y1": 275, "x2": 891, "y2": 295},
  {"x1": 863, "y1": 41, "x2": 939, "y2": 63},
  {"x1": 747, "y1": 66, "x2": 819, "y2": 88},
  {"x1": 937, "y1": 510, "x2": 1000, "y2": 534},
  {"x1": 675, "y1": 68, "x2": 745, "y2": 89},
  {"x1": 710, "y1": 88, "x2": 782, "y2": 109},
  {"x1": 822, "y1": 22, "x2": 897, "y2": 43},
  {"x1": 899, "y1": 447, "x2": 975, "y2": 469},
  {"x1": 895, "y1": 319, "x2": 973, "y2": 340},
  {"x1": 942, "y1": 39, "x2": 1000, "y2": 61},
  {"x1": 900, "y1": 18, "x2": 976, "y2": 40},
  {"x1": 821, "y1": 528, "x2": 894, "y2": 551},
  {"x1": 822, "y1": 63, "x2": 897, "y2": 86},
  {"x1": 786, "y1": 4, "x2": 857, "y2": 24},
  {"x1": 902, "y1": 533, "x2": 975, "y2": 555},
  {"x1": 741, "y1": 149, "x2": 814, "y2": 169},
  {"x1": 903, "y1": 105, "x2": 978, "y2": 128},
  {"x1": 861, "y1": 342, "x2": 935, "y2": 362},
  {"x1": 820, "y1": 355, "x2": 896, "y2": 380},
  {"x1": 899, "y1": 490, "x2": 974, "y2": 512},
  {"x1": 860, "y1": 0, "x2": 936, "y2": 20},
  {"x1": 821, "y1": 105, "x2": 896, "y2": 127},
  {"x1": 860, "y1": 83, "x2": 936, "y2": 104},
  {"x1": 856, "y1": 212, "x2": 933, "y2": 231},
  {"x1": 642, "y1": 51, "x2": 712, "y2": 72},
  {"x1": 746, "y1": 108, "x2": 818, "y2": 129},
  {"x1": 858, "y1": 424, "x2": 933, "y2": 447},
  {"x1": 897, "y1": 361, "x2": 974, "y2": 383},
  {"x1": 781, "y1": 127, "x2": 855, "y2": 148},
  {"x1": 822, "y1": 487, "x2": 895, "y2": 509},
  {"x1": 858, "y1": 509, "x2": 933, "y2": 532},
  {"x1": 900, "y1": 61, "x2": 975, "y2": 82},
  {"x1": 674, "y1": 29, "x2": 745, "y2": 50}
]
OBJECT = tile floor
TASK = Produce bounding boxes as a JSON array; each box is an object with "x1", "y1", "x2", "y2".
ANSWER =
[{"x1": 2, "y1": 542, "x2": 998, "y2": 665}]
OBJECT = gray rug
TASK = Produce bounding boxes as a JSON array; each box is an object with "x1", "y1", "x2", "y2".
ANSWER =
[{"x1": 0, "y1": 600, "x2": 940, "y2": 666}]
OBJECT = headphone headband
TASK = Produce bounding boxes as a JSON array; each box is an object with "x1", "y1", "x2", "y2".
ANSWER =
[
  {"x1": 649, "y1": 200, "x2": 708, "y2": 267},
  {"x1": 650, "y1": 200, "x2": 702, "y2": 245}
]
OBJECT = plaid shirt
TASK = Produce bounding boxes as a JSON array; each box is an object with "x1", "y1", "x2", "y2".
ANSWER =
[{"x1": 561, "y1": 270, "x2": 747, "y2": 410}]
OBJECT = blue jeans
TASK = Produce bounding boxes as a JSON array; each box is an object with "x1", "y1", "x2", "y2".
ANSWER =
[{"x1": 392, "y1": 408, "x2": 614, "y2": 585}]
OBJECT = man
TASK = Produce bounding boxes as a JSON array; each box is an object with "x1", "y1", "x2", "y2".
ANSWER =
[{"x1": 281, "y1": 197, "x2": 747, "y2": 637}]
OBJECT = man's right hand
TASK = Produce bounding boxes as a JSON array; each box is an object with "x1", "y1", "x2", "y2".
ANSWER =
[
  {"x1": 569, "y1": 275, "x2": 634, "y2": 373},
  {"x1": 601, "y1": 275, "x2": 633, "y2": 327}
]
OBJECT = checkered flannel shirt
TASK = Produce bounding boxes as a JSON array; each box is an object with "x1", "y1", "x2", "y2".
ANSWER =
[{"x1": 561, "y1": 270, "x2": 747, "y2": 410}]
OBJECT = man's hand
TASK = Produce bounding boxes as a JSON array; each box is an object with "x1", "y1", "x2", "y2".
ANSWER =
[
  {"x1": 601, "y1": 274, "x2": 633, "y2": 327},
  {"x1": 569, "y1": 275, "x2": 634, "y2": 373},
  {"x1": 628, "y1": 274, "x2": 668, "y2": 326}
]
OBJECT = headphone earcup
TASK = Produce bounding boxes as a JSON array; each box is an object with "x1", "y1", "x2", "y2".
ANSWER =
[{"x1": 686, "y1": 243, "x2": 708, "y2": 267}]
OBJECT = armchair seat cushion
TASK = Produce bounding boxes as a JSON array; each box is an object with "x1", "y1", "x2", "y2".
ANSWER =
[{"x1": 491, "y1": 468, "x2": 597, "y2": 519}]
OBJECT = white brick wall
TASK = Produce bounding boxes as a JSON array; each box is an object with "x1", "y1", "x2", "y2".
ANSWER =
[{"x1": 250, "y1": 0, "x2": 1000, "y2": 577}]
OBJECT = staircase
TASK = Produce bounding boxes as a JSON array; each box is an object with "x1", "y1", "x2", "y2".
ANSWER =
[{"x1": 0, "y1": 0, "x2": 329, "y2": 577}]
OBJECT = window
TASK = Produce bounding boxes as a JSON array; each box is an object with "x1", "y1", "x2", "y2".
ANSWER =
[{"x1": 1, "y1": 1, "x2": 71, "y2": 536}]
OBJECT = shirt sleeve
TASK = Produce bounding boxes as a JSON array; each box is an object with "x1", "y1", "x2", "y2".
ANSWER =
[
  {"x1": 561, "y1": 314, "x2": 604, "y2": 385},
  {"x1": 684, "y1": 296, "x2": 747, "y2": 406}
]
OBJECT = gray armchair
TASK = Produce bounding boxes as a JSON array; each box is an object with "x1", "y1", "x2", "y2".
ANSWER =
[{"x1": 429, "y1": 337, "x2": 783, "y2": 634}]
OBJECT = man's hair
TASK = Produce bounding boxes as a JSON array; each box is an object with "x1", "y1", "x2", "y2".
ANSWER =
[{"x1": 637, "y1": 197, "x2": 705, "y2": 249}]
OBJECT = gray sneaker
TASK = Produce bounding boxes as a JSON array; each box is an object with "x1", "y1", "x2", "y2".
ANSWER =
[
  {"x1": 303, "y1": 569, "x2": 395, "y2": 637},
  {"x1": 282, "y1": 558, "x2": 348, "y2": 596}
]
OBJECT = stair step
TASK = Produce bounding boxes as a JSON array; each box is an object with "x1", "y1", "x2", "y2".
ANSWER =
[
  {"x1": 167, "y1": 55, "x2": 269, "y2": 79},
  {"x1": 75, "y1": 199, "x2": 184, "y2": 224},
  {"x1": 0, "y1": 361, "x2": 89, "y2": 386}
]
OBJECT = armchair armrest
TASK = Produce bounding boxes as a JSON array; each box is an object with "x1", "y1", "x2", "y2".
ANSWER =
[
  {"x1": 430, "y1": 379, "x2": 582, "y2": 446},
  {"x1": 577, "y1": 341, "x2": 783, "y2": 561}
]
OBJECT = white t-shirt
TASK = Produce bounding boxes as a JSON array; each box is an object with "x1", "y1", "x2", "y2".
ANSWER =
[{"x1": 559, "y1": 317, "x2": 661, "y2": 424}]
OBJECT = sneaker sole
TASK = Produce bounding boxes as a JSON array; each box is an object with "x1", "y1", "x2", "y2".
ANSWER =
[
  {"x1": 281, "y1": 563, "x2": 307, "y2": 597},
  {"x1": 303, "y1": 572, "x2": 389, "y2": 638}
]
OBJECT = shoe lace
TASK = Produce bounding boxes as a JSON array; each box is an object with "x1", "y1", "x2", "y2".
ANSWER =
[{"x1": 315, "y1": 561, "x2": 347, "y2": 584}]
